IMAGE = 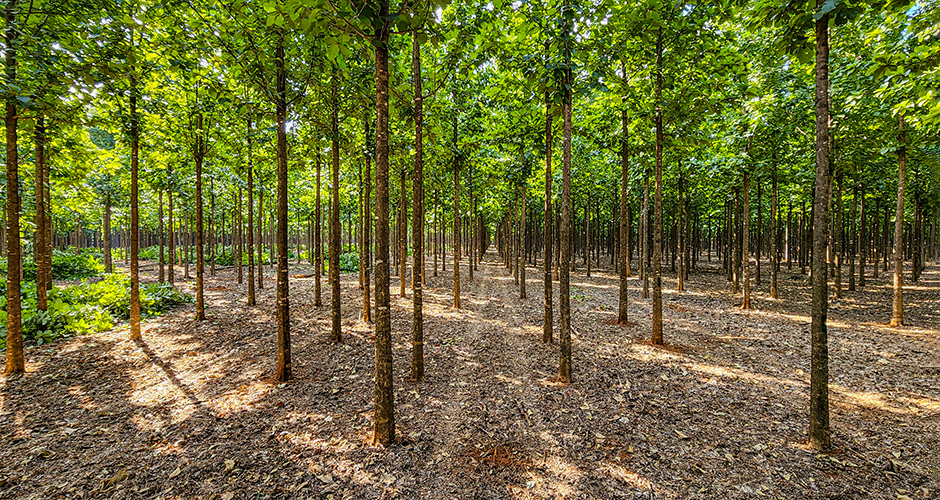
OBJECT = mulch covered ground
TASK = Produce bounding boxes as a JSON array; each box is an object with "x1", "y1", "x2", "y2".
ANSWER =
[{"x1": 1, "y1": 251, "x2": 937, "y2": 499}]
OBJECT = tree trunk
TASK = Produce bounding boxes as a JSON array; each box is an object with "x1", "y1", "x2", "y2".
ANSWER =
[
  {"x1": 651, "y1": 27, "x2": 664, "y2": 346},
  {"x1": 195, "y1": 111, "x2": 206, "y2": 321},
  {"x1": 544, "y1": 90, "x2": 554, "y2": 342},
  {"x1": 771, "y1": 154, "x2": 779, "y2": 299},
  {"x1": 641, "y1": 175, "x2": 650, "y2": 298},
  {"x1": 258, "y1": 181, "x2": 264, "y2": 289},
  {"x1": 742, "y1": 172, "x2": 751, "y2": 310},
  {"x1": 858, "y1": 182, "x2": 866, "y2": 287},
  {"x1": 158, "y1": 190, "x2": 165, "y2": 282},
  {"x1": 558, "y1": 10, "x2": 573, "y2": 383},
  {"x1": 315, "y1": 154, "x2": 322, "y2": 306},
  {"x1": 520, "y1": 184, "x2": 527, "y2": 298},
  {"x1": 809, "y1": 6, "x2": 832, "y2": 451},
  {"x1": 168, "y1": 182, "x2": 175, "y2": 285},
  {"x1": 363, "y1": 115, "x2": 372, "y2": 323},
  {"x1": 247, "y1": 118, "x2": 256, "y2": 305},
  {"x1": 890, "y1": 114, "x2": 906, "y2": 327},
  {"x1": 618, "y1": 96, "x2": 630, "y2": 318},
  {"x1": 411, "y1": 33, "x2": 424, "y2": 380},
  {"x1": 129, "y1": 69, "x2": 142, "y2": 341},
  {"x1": 372, "y1": 15, "x2": 395, "y2": 446},
  {"x1": 4, "y1": 0, "x2": 24, "y2": 373},
  {"x1": 237, "y1": 188, "x2": 243, "y2": 284},
  {"x1": 833, "y1": 161, "x2": 843, "y2": 299},
  {"x1": 453, "y1": 117, "x2": 461, "y2": 309},
  {"x1": 330, "y1": 71, "x2": 342, "y2": 343},
  {"x1": 678, "y1": 165, "x2": 685, "y2": 292},
  {"x1": 34, "y1": 117, "x2": 48, "y2": 311},
  {"x1": 274, "y1": 32, "x2": 291, "y2": 381},
  {"x1": 104, "y1": 195, "x2": 113, "y2": 275}
]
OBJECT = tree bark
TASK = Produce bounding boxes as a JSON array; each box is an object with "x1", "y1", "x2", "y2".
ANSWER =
[
  {"x1": 274, "y1": 32, "x2": 291, "y2": 381},
  {"x1": 453, "y1": 117, "x2": 461, "y2": 309},
  {"x1": 247, "y1": 117, "x2": 256, "y2": 305},
  {"x1": 771, "y1": 154, "x2": 779, "y2": 299},
  {"x1": 618, "y1": 102, "x2": 629, "y2": 324},
  {"x1": 4, "y1": 0, "x2": 24, "y2": 374},
  {"x1": 558, "y1": 6, "x2": 573, "y2": 382},
  {"x1": 543, "y1": 89, "x2": 554, "y2": 342},
  {"x1": 330, "y1": 71, "x2": 342, "y2": 343},
  {"x1": 372, "y1": 10, "x2": 395, "y2": 446},
  {"x1": 890, "y1": 114, "x2": 906, "y2": 327},
  {"x1": 104, "y1": 195, "x2": 113, "y2": 275},
  {"x1": 34, "y1": 116, "x2": 48, "y2": 311},
  {"x1": 194, "y1": 111, "x2": 207, "y2": 321},
  {"x1": 742, "y1": 172, "x2": 751, "y2": 309},
  {"x1": 168, "y1": 181, "x2": 175, "y2": 285},
  {"x1": 411, "y1": 33, "x2": 424, "y2": 380},
  {"x1": 809, "y1": 5, "x2": 832, "y2": 451},
  {"x1": 129, "y1": 69, "x2": 142, "y2": 341},
  {"x1": 651, "y1": 26, "x2": 665, "y2": 346},
  {"x1": 363, "y1": 115, "x2": 372, "y2": 322}
]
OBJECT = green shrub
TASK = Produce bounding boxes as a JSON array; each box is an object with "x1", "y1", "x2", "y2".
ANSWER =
[
  {"x1": 1, "y1": 276, "x2": 193, "y2": 350},
  {"x1": 0, "y1": 248, "x2": 103, "y2": 282},
  {"x1": 339, "y1": 252, "x2": 359, "y2": 272}
]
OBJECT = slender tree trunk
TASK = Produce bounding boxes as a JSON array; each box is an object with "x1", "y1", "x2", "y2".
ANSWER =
[
  {"x1": 678, "y1": 165, "x2": 685, "y2": 292},
  {"x1": 833, "y1": 162, "x2": 843, "y2": 299},
  {"x1": 258, "y1": 181, "x2": 264, "y2": 290},
  {"x1": 520, "y1": 184, "x2": 527, "y2": 298},
  {"x1": 453, "y1": 117, "x2": 461, "y2": 309},
  {"x1": 195, "y1": 111, "x2": 207, "y2": 321},
  {"x1": 363, "y1": 115, "x2": 373, "y2": 322},
  {"x1": 158, "y1": 190, "x2": 165, "y2": 282},
  {"x1": 544, "y1": 90, "x2": 554, "y2": 342},
  {"x1": 372, "y1": 15, "x2": 395, "y2": 446},
  {"x1": 858, "y1": 183, "x2": 866, "y2": 287},
  {"x1": 618, "y1": 102, "x2": 629, "y2": 323},
  {"x1": 742, "y1": 172, "x2": 751, "y2": 309},
  {"x1": 168, "y1": 183, "x2": 175, "y2": 285},
  {"x1": 809, "y1": 6, "x2": 832, "y2": 451},
  {"x1": 210, "y1": 178, "x2": 216, "y2": 277},
  {"x1": 411, "y1": 33, "x2": 425, "y2": 380},
  {"x1": 756, "y1": 176, "x2": 762, "y2": 286},
  {"x1": 400, "y1": 167, "x2": 407, "y2": 296},
  {"x1": 4, "y1": 0, "x2": 24, "y2": 373},
  {"x1": 34, "y1": 117, "x2": 48, "y2": 310},
  {"x1": 559, "y1": 9, "x2": 573, "y2": 383},
  {"x1": 104, "y1": 195, "x2": 113, "y2": 275},
  {"x1": 330, "y1": 71, "x2": 342, "y2": 343},
  {"x1": 771, "y1": 154, "x2": 779, "y2": 299},
  {"x1": 890, "y1": 115, "x2": 906, "y2": 327},
  {"x1": 247, "y1": 119, "x2": 256, "y2": 305},
  {"x1": 651, "y1": 27, "x2": 664, "y2": 346},
  {"x1": 315, "y1": 154, "x2": 322, "y2": 307},
  {"x1": 274, "y1": 32, "x2": 292, "y2": 381},
  {"x1": 129, "y1": 69, "x2": 142, "y2": 341},
  {"x1": 237, "y1": 188, "x2": 243, "y2": 284}
]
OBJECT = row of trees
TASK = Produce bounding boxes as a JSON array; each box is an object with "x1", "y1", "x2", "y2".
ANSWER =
[{"x1": 4, "y1": 0, "x2": 940, "y2": 451}]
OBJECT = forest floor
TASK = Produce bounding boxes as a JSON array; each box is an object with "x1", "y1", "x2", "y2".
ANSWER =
[{"x1": 1, "y1": 251, "x2": 938, "y2": 499}]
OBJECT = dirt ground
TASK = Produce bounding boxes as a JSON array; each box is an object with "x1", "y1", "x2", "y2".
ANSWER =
[{"x1": 1, "y1": 250, "x2": 938, "y2": 499}]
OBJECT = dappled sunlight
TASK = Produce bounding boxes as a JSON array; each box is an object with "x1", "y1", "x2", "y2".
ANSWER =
[{"x1": 830, "y1": 383, "x2": 940, "y2": 417}]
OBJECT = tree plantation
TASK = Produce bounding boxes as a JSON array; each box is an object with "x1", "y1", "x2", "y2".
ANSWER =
[{"x1": 1, "y1": 0, "x2": 939, "y2": 496}]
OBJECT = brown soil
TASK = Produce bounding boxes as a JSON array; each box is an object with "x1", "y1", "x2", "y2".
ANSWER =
[{"x1": 1, "y1": 252, "x2": 937, "y2": 499}]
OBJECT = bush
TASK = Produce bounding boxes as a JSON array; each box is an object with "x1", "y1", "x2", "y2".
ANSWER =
[
  {"x1": 1, "y1": 248, "x2": 103, "y2": 282},
  {"x1": 339, "y1": 252, "x2": 359, "y2": 272},
  {"x1": 1, "y1": 275, "x2": 193, "y2": 350}
]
